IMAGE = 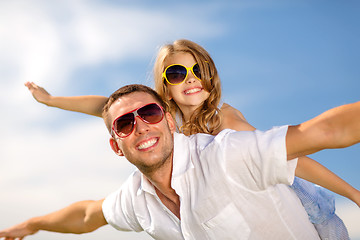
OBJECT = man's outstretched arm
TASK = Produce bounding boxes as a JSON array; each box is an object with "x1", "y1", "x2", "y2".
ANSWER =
[
  {"x1": 0, "y1": 199, "x2": 107, "y2": 239},
  {"x1": 286, "y1": 101, "x2": 360, "y2": 159}
]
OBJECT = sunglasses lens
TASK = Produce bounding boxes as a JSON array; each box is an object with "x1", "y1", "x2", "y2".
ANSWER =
[
  {"x1": 192, "y1": 63, "x2": 201, "y2": 80},
  {"x1": 114, "y1": 113, "x2": 135, "y2": 137},
  {"x1": 165, "y1": 65, "x2": 187, "y2": 84},
  {"x1": 138, "y1": 104, "x2": 164, "y2": 124}
]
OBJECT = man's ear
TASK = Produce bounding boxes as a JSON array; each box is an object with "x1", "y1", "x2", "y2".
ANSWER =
[
  {"x1": 109, "y1": 138, "x2": 124, "y2": 156},
  {"x1": 165, "y1": 112, "x2": 176, "y2": 134}
]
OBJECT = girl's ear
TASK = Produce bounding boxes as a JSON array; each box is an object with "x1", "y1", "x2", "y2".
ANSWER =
[
  {"x1": 109, "y1": 138, "x2": 124, "y2": 156},
  {"x1": 165, "y1": 112, "x2": 176, "y2": 134},
  {"x1": 165, "y1": 88, "x2": 173, "y2": 100}
]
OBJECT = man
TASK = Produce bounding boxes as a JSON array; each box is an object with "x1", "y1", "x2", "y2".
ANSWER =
[{"x1": 1, "y1": 84, "x2": 359, "y2": 239}]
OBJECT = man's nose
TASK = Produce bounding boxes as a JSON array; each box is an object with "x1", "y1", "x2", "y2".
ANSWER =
[{"x1": 134, "y1": 116, "x2": 150, "y2": 135}]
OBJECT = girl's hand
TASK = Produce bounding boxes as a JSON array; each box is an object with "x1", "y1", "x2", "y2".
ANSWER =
[
  {"x1": 24, "y1": 82, "x2": 52, "y2": 105},
  {"x1": 351, "y1": 189, "x2": 360, "y2": 208}
]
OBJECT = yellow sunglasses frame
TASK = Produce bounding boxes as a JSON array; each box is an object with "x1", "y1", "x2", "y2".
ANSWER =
[{"x1": 162, "y1": 63, "x2": 202, "y2": 85}]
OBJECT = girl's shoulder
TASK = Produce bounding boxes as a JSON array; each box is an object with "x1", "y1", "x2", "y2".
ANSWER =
[
  {"x1": 219, "y1": 103, "x2": 256, "y2": 132},
  {"x1": 220, "y1": 103, "x2": 246, "y2": 119}
]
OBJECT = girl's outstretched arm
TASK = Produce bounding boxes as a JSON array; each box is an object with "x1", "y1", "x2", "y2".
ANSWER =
[
  {"x1": 296, "y1": 156, "x2": 360, "y2": 207},
  {"x1": 25, "y1": 82, "x2": 107, "y2": 117}
]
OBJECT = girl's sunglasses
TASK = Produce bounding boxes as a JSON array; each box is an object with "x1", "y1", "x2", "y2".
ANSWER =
[
  {"x1": 162, "y1": 63, "x2": 202, "y2": 85},
  {"x1": 112, "y1": 103, "x2": 164, "y2": 138}
]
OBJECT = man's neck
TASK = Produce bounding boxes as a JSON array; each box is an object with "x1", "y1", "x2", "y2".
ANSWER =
[
  {"x1": 143, "y1": 157, "x2": 181, "y2": 219},
  {"x1": 155, "y1": 187, "x2": 180, "y2": 219},
  {"x1": 146, "y1": 159, "x2": 178, "y2": 200}
]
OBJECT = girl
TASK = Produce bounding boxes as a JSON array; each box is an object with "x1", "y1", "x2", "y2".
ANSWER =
[{"x1": 26, "y1": 39, "x2": 358, "y2": 239}]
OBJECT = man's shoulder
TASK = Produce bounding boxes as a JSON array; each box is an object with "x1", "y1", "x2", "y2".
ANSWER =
[
  {"x1": 186, "y1": 129, "x2": 235, "y2": 142},
  {"x1": 188, "y1": 126, "x2": 289, "y2": 153},
  {"x1": 191, "y1": 129, "x2": 246, "y2": 147},
  {"x1": 106, "y1": 170, "x2": 143, "y2": 198},
  {"x1": 177, "y1": 129, "x2": 237, "y2": 153},
  {"x1": 102, "y1": 169, "x2": 145, "y2": 232}
]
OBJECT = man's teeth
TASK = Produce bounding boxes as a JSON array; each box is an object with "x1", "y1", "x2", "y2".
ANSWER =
[
  {"x1": 138, "y1": 138, "x2": 157, "y2": 150},
  {"x1": 185, "y1": 88, "x2": 201, "y2": 94}
]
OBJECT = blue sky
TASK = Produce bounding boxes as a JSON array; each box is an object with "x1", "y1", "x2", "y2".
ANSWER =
[{"x1": 0, "y1": 1, "x2": 359, "y2": 239}]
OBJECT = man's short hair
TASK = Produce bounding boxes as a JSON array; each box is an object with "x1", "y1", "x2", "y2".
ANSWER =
[{"x1": 102, "y1": 84, "x2": 168, "y2": 134}]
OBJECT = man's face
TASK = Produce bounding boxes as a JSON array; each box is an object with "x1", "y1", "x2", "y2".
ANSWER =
[{"x1": 108, "y1": 92, "x2": 176, "y2": 173}]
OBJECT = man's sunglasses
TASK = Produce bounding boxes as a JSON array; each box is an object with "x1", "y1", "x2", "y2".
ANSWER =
[
  {"x1": 112, "y1": 103, "x2": 164, "y2": 138},
  {"x1": 162, "y1": 63, "x2": 203, "y2": 85}
]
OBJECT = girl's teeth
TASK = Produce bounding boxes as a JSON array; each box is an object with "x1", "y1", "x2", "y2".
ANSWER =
[
  {"x1": 138, "y1": 138, "x2": 157, "y2": 150},
  {"x1": 185, "y1": 88, "x2": 201, "y2": 94}
]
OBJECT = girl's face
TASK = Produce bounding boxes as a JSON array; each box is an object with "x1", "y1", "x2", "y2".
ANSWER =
[{"x1": 164, "y1": 52, "x2": 210, "y2": 116}]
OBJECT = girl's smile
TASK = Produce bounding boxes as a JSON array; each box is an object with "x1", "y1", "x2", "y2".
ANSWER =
[{"x1": 183, "y1": 87, "x2": 204, "y2": 95}]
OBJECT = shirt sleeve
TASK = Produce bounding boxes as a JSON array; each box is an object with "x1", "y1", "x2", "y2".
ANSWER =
[
  {"x1": 219, "y1": 126, "x2": 297, "y2": 190},
  {"x1": 102, "y1": 173, "x2": 144, "y2": 232}
]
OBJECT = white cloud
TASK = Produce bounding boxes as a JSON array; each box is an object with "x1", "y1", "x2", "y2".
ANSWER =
[
  {"x1": 0, "y1": 1, "x2": 222, "y2": 239},
  {"x1": 0, "y1": 0, "x2": 226, "y2": 131},
  {"x1": 0, "y1": 0, "x2": 224, "y2": 89}
]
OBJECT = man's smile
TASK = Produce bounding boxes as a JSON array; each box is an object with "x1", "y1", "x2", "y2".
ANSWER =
[{"x1": 137, "y1": 137, "x2": 159, "y2": 150}]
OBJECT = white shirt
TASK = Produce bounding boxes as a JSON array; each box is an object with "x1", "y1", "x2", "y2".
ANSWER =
[{"x1": 102, "y1": 126, "x2": 320, "y2": 240}]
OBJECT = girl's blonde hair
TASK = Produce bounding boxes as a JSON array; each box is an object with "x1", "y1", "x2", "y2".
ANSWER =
[{"x1": 154, "y1": 39, "x2": 222, "y2": 135}]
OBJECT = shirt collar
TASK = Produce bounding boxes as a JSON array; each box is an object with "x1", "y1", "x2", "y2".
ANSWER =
[
  {"x1": 171, "y1": 132, "x2": 194, "y2": 178},
  {"x1": 138, "y1": 174, "x2": 156, "y2": 196}
]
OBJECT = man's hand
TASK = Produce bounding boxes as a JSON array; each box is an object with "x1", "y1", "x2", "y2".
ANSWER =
[
  {"x1": 0, "y1": 220, "x2": 38, "y2": 240},
  {"x1": 0, "y1": 199, "x2": 107, "y2": 239}
]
